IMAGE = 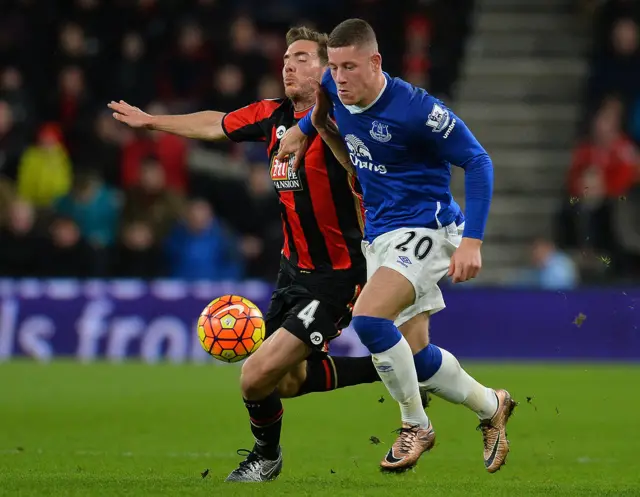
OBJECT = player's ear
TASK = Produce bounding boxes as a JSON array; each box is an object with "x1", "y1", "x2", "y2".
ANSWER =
[{"x1": 370, "y1": 53, "x2": 382, "y2": 72}]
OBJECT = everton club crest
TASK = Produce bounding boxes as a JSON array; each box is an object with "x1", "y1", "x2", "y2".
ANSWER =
[{"x1": 369, "y1": 121, "x2": 392, "y2": 143}]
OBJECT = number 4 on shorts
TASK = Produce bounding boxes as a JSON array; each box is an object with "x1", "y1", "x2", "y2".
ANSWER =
[{"x1": 297, "y1": 300, "x2": 320, "y2": 328}]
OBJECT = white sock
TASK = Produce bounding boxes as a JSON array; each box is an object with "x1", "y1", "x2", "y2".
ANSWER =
[
  {"x1": 420, "y1": 346, "x2": 498, "y2": 420},
  {"x1": 372, "y1": 337, "x2": 430, "y2": 428}
]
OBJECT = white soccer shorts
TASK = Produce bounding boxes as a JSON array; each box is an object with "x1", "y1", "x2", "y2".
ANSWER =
[{"x1": 362, "y1": 222, "x2": 464, "y2": 327}]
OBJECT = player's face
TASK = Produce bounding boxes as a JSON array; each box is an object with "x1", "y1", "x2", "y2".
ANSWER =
[
  {"x1": 282, "y1": 40, "x2": 325, "y2": 101},
  {"x1": 328, "y1": 45, "x2": 380, "y2": 106}
]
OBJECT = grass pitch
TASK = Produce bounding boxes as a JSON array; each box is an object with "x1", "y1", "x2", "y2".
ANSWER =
[{"x1": 1, "y1": 361, "x2": 639, "y2": 496}]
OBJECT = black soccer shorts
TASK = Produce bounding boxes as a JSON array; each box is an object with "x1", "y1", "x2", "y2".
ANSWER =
[{"x1": 264, "y1": 258, "x2": 365, "y2": 354}]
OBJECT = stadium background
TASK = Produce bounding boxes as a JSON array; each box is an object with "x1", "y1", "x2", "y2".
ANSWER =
[{"x1": 1, "y1": 0, "x2": 639, "y2": 495}]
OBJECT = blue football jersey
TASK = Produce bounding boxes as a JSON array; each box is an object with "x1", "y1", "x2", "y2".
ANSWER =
[{"x1": 299, "y1": 69, "x2": 491, "y2": 243}]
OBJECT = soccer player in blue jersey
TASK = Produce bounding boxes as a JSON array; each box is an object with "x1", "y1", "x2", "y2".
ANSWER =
[{"x1": 277, "y1": 19, "x2": 517, "y2": 473}]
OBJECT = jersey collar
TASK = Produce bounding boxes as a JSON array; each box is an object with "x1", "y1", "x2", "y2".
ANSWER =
[{"x1": 343, "y1": 73, "x2": 389, "y2": 115}]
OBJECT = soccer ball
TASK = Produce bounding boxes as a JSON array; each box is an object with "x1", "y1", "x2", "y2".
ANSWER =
[{"x1": 197, "y1": 295, "x2": 265, "y2": 363}]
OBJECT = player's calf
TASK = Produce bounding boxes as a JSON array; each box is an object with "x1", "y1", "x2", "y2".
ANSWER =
[
  {"x1": 227, "y1": 328, "x2": 309, "y2": 483},
  {"x1": 278, "y1": 356, "x2": 381, "y2": 398},
  {"x1": 351, "y1": 267, "x2": 436, "y2": 470}
]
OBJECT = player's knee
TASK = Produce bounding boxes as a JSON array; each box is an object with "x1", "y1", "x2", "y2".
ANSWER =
[
  {"x1": 240, "y1": 356, "x2": 281, "y2": 399},
  {"x1": 351, "y1": 315, "x2": 402, "y2": 354}
]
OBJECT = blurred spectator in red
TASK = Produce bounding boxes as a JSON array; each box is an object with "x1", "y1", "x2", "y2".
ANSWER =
[
  {"x1": 0, "y1": 100, "x2": 28, "y2": 180},
  {"x1": 559, "y1": 97, "x2": 640, "y2": 270},
  {"x1": 164, "y1": 198, "x2": 243, "y2": 281},
  {"x1": 121, "y1": 101, "x2": 188, "y2": 192},
  {"x1": 568, "y1": 97, "x2": 639, "y2": 201},
  {"x1": 0, "y1": 199, "x2": 43, "y2": 277},
  {"x1": 122, "y1": 156, "x2": 184, "y2": 240},
  {"x1": 40, "y1": 217, "x2": 96, "y2": 278},
  {"x1": 112, "y1": 32, "x2": 155, "y2": 109},
  {"x1": 16, "y1": 123, "x2": 73, "y2": 207},
  {"x1": 158, "y1": 21, "x2": 211, "y2": 105},
  {"x1": 111, "y1": 220, "x2": 164, "y2": 278},
  {"x1": 55, "y1": 170, "x2": 121, "y2": 248}
]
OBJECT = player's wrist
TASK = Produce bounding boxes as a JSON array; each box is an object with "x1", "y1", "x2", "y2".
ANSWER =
[
  {"x1": 461, "y1": 236, "x2": 483, "y2": 247},
  {"x1": 146, "y1": 114, "x2": 158, "y2": 130}
]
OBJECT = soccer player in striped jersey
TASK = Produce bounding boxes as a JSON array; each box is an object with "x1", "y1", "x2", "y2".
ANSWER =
[
  {"x1": 110, "y1": 26, "x2": 424, "y2": 482},
  {"x1": 277, "y1": 19, "x2": 517, "y2": 474}
]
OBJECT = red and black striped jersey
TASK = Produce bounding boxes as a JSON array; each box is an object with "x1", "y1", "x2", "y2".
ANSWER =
[{"x1": 221, "y1": 99, "x2": 365, "y2": 272}]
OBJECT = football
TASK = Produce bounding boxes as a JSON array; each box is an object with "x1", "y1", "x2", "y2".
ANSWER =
[{"x1": 197, "y1": 295, "x2": 265, "y2": 363}]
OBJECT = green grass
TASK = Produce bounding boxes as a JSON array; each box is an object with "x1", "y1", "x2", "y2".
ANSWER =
[{"x1": 1, "y1": 361, "x2": 639, "y2": 496}]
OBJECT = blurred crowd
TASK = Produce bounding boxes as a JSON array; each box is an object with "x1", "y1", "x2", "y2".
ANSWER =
[
  {"x1": 0, "y1": 0, "x2": 470, "y2": 281},
  {"x1": 545, "y1": 0, "x2": 640, "y2": 287}
]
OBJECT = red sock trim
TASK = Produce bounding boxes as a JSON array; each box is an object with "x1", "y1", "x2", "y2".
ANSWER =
[
  {"x1": 322, "y1": 359, "x2": 333, "y2": 391},
  {"x1": 249, "y1": 408, "x2": 283, "y2": 427}
]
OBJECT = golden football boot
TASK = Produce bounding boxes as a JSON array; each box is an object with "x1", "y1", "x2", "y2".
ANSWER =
[
  {"x1": 380, "y1": 423, "x2": 436, "y2": 472},
  {"x1": 478, "y1": 389, "x2": 517, "y2": 473}
]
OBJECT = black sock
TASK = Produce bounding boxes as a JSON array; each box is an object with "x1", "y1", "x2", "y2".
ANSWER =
[
  {"x1": 244, "y1": 391, "x2": 283, "y2": 460},
  {"x1": 294, "y1": 356, "x2": 380, "y2": 396}
]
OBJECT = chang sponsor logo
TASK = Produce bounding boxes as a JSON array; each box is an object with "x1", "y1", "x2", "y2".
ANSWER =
[{"x1": 345, "y1": 135, "x2": 387, "y2": 175}]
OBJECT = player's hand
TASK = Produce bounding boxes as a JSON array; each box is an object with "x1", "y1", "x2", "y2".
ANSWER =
[
  {"x1": 108, "y1": 100, "x2": 154, "y2": 129},
  {"x1": 310, "y1": 78, "x2": 330, "y2": 132},
  {"x1": 276, "y1": 125, "x2": 308, "y2": 171},
  {"x1": 448, "y1": 237, "x2": 482, "y2": 284}
]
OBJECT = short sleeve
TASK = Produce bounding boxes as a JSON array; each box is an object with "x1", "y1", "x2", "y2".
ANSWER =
[{"x1": 222, "y1": 100, "x2": 283, "y2": 142}]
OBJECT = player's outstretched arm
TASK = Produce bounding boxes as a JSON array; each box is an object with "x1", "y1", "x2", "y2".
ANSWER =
[{"x1": 108, "y1": 100, "x2": 228, "y2": 141}]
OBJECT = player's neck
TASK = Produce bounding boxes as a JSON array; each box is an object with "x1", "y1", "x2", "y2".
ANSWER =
[
  {"x1": 292, "y1": 98, "x2": 314, "y2": 113},
  {"x1": 359, "y1": 72, "x2": 386, "y2": 108}
]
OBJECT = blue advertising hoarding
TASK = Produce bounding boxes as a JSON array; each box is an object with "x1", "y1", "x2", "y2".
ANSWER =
[{"x1": 0, "y1": 280, "x2": 638, "y2": 362}]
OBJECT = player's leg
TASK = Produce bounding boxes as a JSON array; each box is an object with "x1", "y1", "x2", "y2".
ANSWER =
[
  {"x1": 350, "y1": 265, "x2": 435, "y2": 472},
  {"x1": 399, "y1": 311, "x2": 516, "y2": 472},
  {"x1": 226, "y1": 326, "x2": 309, "y2": 482},
  {"x1": 276, "y1": 355, "x2": 380, "y2": 398},
  {"x1": 277, "y1": 270, "x2": 381, "y2": 398}
]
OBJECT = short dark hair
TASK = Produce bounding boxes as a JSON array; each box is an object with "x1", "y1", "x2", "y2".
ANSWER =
[
  {"x1": 328, "y1": 19, "x2": 377, "y2": 50},
  {"x1": 286, "y1": 26, "x2": 329, "y2": 65}
]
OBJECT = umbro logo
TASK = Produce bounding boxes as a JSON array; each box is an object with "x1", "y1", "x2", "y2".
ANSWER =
[{"x1": 397, "y1": 255, "x2": 412, "y2": 268}]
